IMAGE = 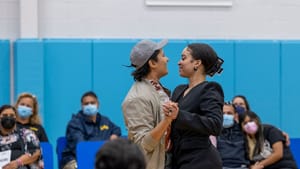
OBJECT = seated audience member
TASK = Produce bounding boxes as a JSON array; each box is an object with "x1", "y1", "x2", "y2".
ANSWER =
[
  {"x1": 0, "y1": 105, "x2": 41, "y2": 169},
  {"x1": 61, "y1": 91, "x2": 121, "y2": 169},
  {"x1": 232, "y1": 94, "x2": 290, "y2": 146},
  {"x1": 217, "y1": 102, "x2": 249, "y2": 169},
  {"x1": 15, "y1": 92, "x2": 49, "y2": 142},
  {"x1": 95, "y1": 138, "x2": 146, "y2": 169},
  {"x1": 239, "y1": 111, "x2": 298, "y2": 169},
  {"x1": 232, "y1": 95, "x2": 251, "y2": 115}
]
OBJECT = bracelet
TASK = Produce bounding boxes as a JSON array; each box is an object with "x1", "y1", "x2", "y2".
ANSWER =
[{"x1": 16, "y1": 159, "x2": 23, "y2": 167}]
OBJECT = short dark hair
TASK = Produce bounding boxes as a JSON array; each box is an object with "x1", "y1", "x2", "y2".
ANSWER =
[
  {"x1": 131, "y1": 50, "x2": 160, "y2": 81},
  {"x1": 224, "y1": 101, "x2": 236, "y2": 112},
  {"x1": 81, "y1": 91, "x2": 98, "y2": 103},
  {"x1": 95, "y1": 138, "x2": 146, "y2": 169},
  {"x1": 0, "y1": 105, "x2": 17, "y2": 115}
]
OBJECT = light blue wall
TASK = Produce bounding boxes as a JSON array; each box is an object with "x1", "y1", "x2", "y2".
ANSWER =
[
  {"x1": 43, "y1": 39, "x2": 93, "y2": 144},
  {"x1": 14, "y1": 39, "x2": 44, "y2": 118},
  {"x1": 281, "y1": 41, "x2": 300, "y2": 137},
  {"x1": 235, "y1": 41, "x2": 281, "y2": 125},
  {"x1": 13, "y1": 39, "x2": 300, "y2": 139},
  {"x1": 0, "y1": 40, "x2": 10, "y2": 105},
  {"x1": 93, "y1": 39, "x2": 136, "y2": 135},
  {"x1": 12, "y1": 39, "x2": 300, "y2": 168}
]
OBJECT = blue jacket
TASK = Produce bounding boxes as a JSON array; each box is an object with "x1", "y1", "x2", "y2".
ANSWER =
[
  {"x1": 217, "y1": 122, "x2": 249, "y2": 168},
  {"x1": 61, "y1": 111, "x2": 121, "y2": 167}
]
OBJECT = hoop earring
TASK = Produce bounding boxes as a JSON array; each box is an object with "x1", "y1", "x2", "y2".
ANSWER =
[{"x1": 194, "y1": 67, "x2": 198, "y2": 71}]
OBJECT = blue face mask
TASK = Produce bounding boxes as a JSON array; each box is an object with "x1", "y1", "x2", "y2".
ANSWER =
[
  {"x1": 223, "y1": 114, "x2": 234, "y2": 128},
  {"x1": 235, "y1": 106, "x2": 246, "y2": 115},
  {"x1": 18, "y1": 105, "x2": 33, "y2": 118},
  {"x1": 83, "y1": 104, "x2": 98, "y2": 116}
]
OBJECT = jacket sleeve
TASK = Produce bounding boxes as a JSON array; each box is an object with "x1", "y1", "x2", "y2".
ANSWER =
[
  {"x1": 65, "y1": 117, "x2": 85, "y2": 154},
  {"x1": 174, "y1": 82, "x2": 224, "y2": 136},
  {"x1": 122, "y1": 97, "x2": 160, "y2": 153},
  {"x1": 108, "y1": 120, "x2": 122, "y2": 136}
]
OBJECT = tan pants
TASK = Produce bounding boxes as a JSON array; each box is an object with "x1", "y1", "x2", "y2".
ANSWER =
[{"x1": 62, "y1": 160, "x2": 77, "y2": 169}]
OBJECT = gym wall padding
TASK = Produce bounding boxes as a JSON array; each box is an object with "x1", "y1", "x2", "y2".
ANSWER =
[
  {"x1": 0, "y1": 40, "x2": 10, "y2": 106},
  {"x1": 14, "y1": 39, "x2": 44, "y2": 115},
  {"x1": 92, "y1": 39, "x2": 137, "y2": 135},
  {"x1": 12, "y1": 39, "x2": 300, "y2": 148},
  {"x1": 235, "y1": 41, "x2": 281, "y2": 126},
  {"x1": 281, "y1": 41, "x2": 300, "y2": 137},
  {"x1": 43, "y1": 39, "x2": 93, "y2": 145}
]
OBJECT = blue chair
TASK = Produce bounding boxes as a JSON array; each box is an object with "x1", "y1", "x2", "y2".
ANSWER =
[
  {"x1": 290, "y1": 138, "x2": 300, "y2": 167},
  {"x1": 40, "y1": 142, "x2": 54, "y2": 169},
  {"x1": 56, "y1": 136, "x2": 67, "y2": 169},
  {"x1": 76, "y1": 141, "x2": 106, "y2": 169}
]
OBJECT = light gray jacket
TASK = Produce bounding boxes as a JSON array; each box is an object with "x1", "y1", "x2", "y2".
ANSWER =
[{"x1": 122, "y1": 79, "x2": 165, "y2": 169}]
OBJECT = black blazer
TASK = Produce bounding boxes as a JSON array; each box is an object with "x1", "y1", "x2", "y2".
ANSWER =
[{"x1": 170, "y1": 81, "x2": 224, "y2": 169}]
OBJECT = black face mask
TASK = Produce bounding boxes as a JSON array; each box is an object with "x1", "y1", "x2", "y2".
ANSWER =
[{"x1": 1, "y1": 116, "x2": 16, "y2": 130}]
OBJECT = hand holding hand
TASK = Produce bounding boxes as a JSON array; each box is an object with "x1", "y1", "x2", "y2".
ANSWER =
[{"x1": 163, "y1": 101, "x2": 179, "y2": 120}]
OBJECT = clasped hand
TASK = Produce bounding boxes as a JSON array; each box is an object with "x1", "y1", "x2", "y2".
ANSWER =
[{"x1": 162, "y1": 101, "x2": 179, "y2": 120}]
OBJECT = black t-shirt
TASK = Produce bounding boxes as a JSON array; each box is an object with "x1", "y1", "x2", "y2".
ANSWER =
[
  {"x1": 262, "y1": 124, "x2": 298, "y2": 169},
  {"x1": 17, "y1": 122, "x2": 49, "y2": 142}
]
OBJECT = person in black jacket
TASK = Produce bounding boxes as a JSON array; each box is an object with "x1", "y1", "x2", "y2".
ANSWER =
[
  {"x1": 217, "y1": 102, "x2": 249, "y2": 169},
  {"x1": 164, "y1": 43, "x2": 224, "y2": 169},
  {"x1": 61, "y1": 91, "x2": 121, "y2": 169}
]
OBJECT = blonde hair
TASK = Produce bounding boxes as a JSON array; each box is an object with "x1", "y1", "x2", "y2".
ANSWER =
[{"x1": 15, "y1": 92, "x2": 41, "y2": 125}]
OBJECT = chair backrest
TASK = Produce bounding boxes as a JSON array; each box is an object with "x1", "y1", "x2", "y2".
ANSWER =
[
  {"x1": 40, "y1": 142, "x2": 54, "y2": 169},
  {"x1": 56, "y1": 136, "x2": 67, "y2": 169},
  {"x1": 76, "y1": 141, "x2": 106, "y2": 169},
  {"x1": 290, "y1": 138, "x2": 300, "y2": 167}
]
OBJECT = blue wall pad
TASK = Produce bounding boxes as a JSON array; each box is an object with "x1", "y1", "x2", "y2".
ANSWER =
[
  {"x1": 14, "y1": 39, "x2": 44, "y2": 117},
  {"x1": 93, "y1": 39, "x2": 137, "y2": 135},
  {"x1": 12, "y1": 39, "x2": 300, "y2": 169},
  {"x1": 235, "y1": 41, "x2": 281, "y2": 126},
  {"x1": 43, "y1": 39, "x2": 93, "y2": 146},
  {"x1": 0, "y1": 40, "x2": 10, "y2": 105},
  {"x1": 281, "y1": 41, "x2": 300, "y2": 138}
]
